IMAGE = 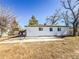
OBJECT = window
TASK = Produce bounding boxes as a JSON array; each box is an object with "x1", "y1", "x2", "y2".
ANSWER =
[
  {"x1": 49, "y1": 28, "x2": 53, "y2": 31},
  {"x1": 39, "y1": 28, "x2": 43, "y2": 31},
  {"x1": 58, "y1": 27, "x2": 61, "y2": 31}
]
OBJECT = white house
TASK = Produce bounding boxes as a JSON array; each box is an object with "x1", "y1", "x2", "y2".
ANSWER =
[
  {"x1": 26, "y1": 25, "x2": 70, "y2": 37},
  {"x1": 25, "y1": 16, "x2": 70, "y2": 37}
]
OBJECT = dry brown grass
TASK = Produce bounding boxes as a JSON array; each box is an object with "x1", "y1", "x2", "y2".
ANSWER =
[
  {"x1": 0, "y1": 37, "x2": 79, "y2": 59},
  {"x1": 0, "y1": 36, "x2": 16, "y2": 41}
]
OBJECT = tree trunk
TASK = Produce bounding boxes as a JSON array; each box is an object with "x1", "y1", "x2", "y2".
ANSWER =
[{"x1": 73, "y1": 24, "x2": 77, "y2": 36}]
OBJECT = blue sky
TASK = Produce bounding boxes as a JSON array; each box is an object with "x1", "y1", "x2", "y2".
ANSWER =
[{"x1": 0, "y1": 0, "x2": 61, "y2": 28}]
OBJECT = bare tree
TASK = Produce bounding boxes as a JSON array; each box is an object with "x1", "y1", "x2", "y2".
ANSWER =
[
  {"x1": 61, "y1": 11, "x2": 69, "y2": 26},
  {"x1": 9, "y1": 17, "x2": 20, "y2": 35},
  {"x1": 0, "y1": 7, "x2": 14, "y2": 36},
  {"x1": 46, "y1": 9, "x2": 61, "y2": 25},
  {"x1": 61, "y1": 0, "x2": 79, "y2": 36}
]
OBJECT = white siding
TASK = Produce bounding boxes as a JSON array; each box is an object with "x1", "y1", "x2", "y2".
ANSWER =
[{"x1": 26, "y1": 27, "x2": 69, "y2": 37}]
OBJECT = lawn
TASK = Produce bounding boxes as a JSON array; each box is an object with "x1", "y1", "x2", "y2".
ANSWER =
[{"x1": 0, "y1": 37, "x2": 79, "y2": 59}]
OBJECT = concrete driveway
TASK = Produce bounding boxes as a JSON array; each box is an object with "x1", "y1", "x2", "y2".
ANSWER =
[{"x1": 0, "y1": 37, "x2": 64, "y2": 44}]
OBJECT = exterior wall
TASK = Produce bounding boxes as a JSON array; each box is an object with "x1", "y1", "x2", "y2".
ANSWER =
[
  {"x1": 68, "y1": 28, "x2": 73, "y2": 35},
  {"x1": 26, "y1": 27, "x2": 69, "y2": 37}
]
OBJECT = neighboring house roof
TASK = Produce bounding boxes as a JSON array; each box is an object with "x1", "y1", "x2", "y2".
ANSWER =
[{"x1": 25, "y1": 25, "x2": 70, "y2": 27}]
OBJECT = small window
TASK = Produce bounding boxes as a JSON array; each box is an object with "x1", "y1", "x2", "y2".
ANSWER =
[
  {"x1": 39, "y1": 28, "x2": 43, "y2": 31},
  {"x1": 49, "y1": 28, "x2": 53, "y2": 31},
  {"x1": 58, "y1": 27, "x2": 61, "y2": 31}
]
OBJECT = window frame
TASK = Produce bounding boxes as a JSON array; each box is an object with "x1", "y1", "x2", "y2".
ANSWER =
[
  {"x1": 39, "y1": 27, "x2": 43, "y2": 31},
  {"x1": 58, "y1": 27, "x2": 61, "y2": 31},
  {"x1": 49, "y1": 28, "x2": 53, "y2": 31}
]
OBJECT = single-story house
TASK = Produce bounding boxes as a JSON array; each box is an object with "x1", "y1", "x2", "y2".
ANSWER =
[{"x1": 26, "y1": 25, "x2": 70, "y2": 37}]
